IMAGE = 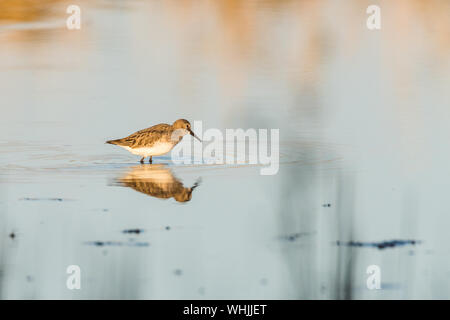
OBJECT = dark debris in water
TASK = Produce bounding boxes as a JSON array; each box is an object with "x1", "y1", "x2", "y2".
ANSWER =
[
  {"x1": 280, "y1": 231, "x2": 316, "y2": 242},
  {"x1": 336, "y1": 239, "x2": 421, "y2": 250},
  {"x1": 84, "y1": 241, "x2": 149, "y2": 247},
  {"x1": 20, "y1": 197, "x2": 70, "y2": 202},
  {"x1": 173, "y1": 269, "x2": 183, "y2": 276},
  {"x1": 122, "y1": 229, "x2": 144, "y2": 234},
  {"x1": 322, "y1": 203, "x2": 332, "y2": 207}
]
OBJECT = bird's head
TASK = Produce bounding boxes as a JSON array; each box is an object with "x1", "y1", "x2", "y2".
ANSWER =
[{"x1": 172, "y1": 119, "x2": 201, "y2": 142}]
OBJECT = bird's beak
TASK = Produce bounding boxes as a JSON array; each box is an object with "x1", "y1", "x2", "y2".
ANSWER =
[{"x1": 189, "y1": 128, "x2": 202, "y2": 142}]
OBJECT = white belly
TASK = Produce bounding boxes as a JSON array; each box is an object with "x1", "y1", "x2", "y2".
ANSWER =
[{"x1": 123, "y1": 142, "x2": 174, "y2": 157}]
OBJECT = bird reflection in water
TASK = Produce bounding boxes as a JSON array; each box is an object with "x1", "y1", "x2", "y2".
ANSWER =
[{"x1": 117, "y1": 164, "x2": 200, "y2": 202}]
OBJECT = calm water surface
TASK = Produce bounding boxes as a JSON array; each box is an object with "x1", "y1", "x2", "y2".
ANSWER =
[{"x1": 0, "y1": 0, "x2": 449, "y2": 299}]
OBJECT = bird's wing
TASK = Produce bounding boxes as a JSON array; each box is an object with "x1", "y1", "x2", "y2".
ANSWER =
[{"x1": 116, "y1": 123, "x2": 172, "y2": 148}]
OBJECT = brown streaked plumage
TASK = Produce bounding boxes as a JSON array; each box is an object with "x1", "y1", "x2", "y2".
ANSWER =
[
  {"x1": 106, "y1": 119, "x2": 201, "y2": 163},
  {"x1": 117, "y1": 164, "x2": 200, "y2": 202}
]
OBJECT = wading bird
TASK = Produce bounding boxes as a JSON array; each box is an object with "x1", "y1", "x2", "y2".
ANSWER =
[{"x1": 106, "y1": 119, "x2": 201, "y2": 163}]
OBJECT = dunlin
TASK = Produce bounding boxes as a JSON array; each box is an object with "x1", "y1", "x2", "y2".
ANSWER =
[{"x1": 106, "y1": 119, "x2": 201, "y2": 163}]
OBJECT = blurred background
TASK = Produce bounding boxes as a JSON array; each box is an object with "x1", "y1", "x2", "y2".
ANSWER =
[{"x1": 0, "y1": 0, "x2": 449, "y2": 299}]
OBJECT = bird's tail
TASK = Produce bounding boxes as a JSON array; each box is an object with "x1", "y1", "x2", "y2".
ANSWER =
[{"x1": 106, "y1": 139, "x2": 121, "y2": 145}]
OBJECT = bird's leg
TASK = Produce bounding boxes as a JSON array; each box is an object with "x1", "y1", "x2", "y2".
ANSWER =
[
  {"x1": 149, "y1": 156, "x2": 152, "y2": 164},
  {"x1": 140, "y1": 157, "x2": 145, "y2": 164}
]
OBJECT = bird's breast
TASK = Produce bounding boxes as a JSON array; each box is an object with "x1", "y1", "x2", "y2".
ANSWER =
[{"x1": 125, "y1": 142, "x2": 175, "y2": 156}]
